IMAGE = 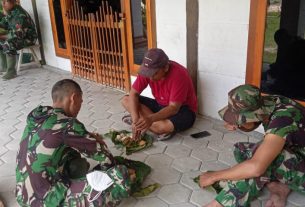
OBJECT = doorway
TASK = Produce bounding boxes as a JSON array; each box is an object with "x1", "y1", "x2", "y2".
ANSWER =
[
  {"x1": 49, "y1": 0, "x2": 156, "y2": 89},
  {"x1": 123, "y1": 0, "x2": 156, "y2": 75}
]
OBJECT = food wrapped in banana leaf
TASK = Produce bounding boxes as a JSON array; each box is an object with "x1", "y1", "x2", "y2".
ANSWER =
[
  {"x1": 105, "y1": 129, "x2": 153, "y2": 155},
  {"x1": 114, "y1": 156, "x2": 159, "y2": 196}
]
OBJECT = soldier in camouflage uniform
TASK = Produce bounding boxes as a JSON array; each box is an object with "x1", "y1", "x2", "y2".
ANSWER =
[
  {"x1": 16, "y1": 79, "x2": 131, "y2": 207},
  {"x1": 199, "y1": 84, "x2": 305, "y2": 207},
  {"x1": 0, "y1": 0, "x2": 37, "y2": 80}
]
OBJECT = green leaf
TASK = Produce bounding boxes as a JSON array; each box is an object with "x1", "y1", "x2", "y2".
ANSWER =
[
  {"x1": 132, "y1": 183, "x2": 160, "y2": 197},
  {"x1": 114, "y1": 156, "x2": 151, "y2": 194}
]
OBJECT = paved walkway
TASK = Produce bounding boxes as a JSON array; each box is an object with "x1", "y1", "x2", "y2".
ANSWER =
[{"x1": 0, "y1": 67, "x2": 304, "y2": 207}]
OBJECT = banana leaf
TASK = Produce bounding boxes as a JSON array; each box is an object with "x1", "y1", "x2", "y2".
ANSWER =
[
  {"x1": 132, "y1": 183, "x2": 160, "y2": 197},
  {"x1": 193, "y1": 176, "x2": 224, "y2": 194},
  {"x1": 104, "y1": 130, "x2": 153, "y2": 155},
  {"x1": 114, "y1": 156, "x2": 159, "y2": 196}
]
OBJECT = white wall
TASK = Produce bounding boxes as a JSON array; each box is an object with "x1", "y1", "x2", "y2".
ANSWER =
[
  {"x1": 135, "y1": 0, "x2": 187, "y2": 99},
  {"x1": 155, "y1": 0, "x2": 187, "y2": 66},
  {"x1": 148, "y1": 0, "x2": 251, "y2": 119},
  {"x1": 20, "y1": 0, "x2": 71, "y2": 71},
  {"x1": 197, "y1": 0, "x2": 251, "y2": 118}
]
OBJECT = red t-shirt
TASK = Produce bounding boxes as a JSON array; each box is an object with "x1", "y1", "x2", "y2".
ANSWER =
[{"x1": 132, "y1": 61, "x2": 197, "y2": 112}]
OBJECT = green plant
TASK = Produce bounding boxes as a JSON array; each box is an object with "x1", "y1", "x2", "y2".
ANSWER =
[{"x1": 263, "y1": 11, "x2": 280, "y2": 63}]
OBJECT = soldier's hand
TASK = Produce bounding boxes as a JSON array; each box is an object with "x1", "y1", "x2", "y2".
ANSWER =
[{"x1": 199, "y1": 172, "x2": 217, "y2": 188}]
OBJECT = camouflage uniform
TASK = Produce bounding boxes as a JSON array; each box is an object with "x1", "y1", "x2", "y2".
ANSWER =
[
  {"x1": 216, "y1": 85, "x2": 305, "y2": 207},
  {"x1": 0, "y1": 4, "x2": 37, "y2": 54},
  {"x1": 0, "y1": 4, "x2": 37, "y2": 79},
  {"x1": 16, "y1": 106, "x2": 131, "y2": 207}
]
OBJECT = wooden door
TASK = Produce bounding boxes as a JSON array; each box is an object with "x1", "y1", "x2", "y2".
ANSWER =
[
  {"x1": 66, "y1": 0, "x2": 131, "y2": 91},
  {"x1": 123, "y1": 0, "x2": 156, "y2": 75}
]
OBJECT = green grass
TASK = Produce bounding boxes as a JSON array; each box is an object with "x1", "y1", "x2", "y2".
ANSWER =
[
  {"x1": 263, "y1": 51, "x2": 277, "y2": 64},
  {"x1": 263, "y1": 12, "x2": 281, "y2": 63},
  {"x1": 270, "y1": 0, "x2": 281, "y2": 4}
]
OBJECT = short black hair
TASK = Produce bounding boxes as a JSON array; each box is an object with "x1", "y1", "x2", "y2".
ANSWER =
[{"x1": 51, "y1": 79, "x2": 82, "y2": 102}]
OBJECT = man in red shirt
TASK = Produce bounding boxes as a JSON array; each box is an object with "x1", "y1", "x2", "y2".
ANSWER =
[{"x1": 121, "y1": 48, "x2": 197, "y2": 140}]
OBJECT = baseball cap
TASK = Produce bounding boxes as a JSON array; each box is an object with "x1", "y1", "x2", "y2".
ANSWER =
[{"x1": 138, "y1": 48, "x2": 169, "y2": 77}]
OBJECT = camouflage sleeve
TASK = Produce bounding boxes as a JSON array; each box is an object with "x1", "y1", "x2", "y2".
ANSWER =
[
  {"x1": 6, "y1": 12, "x2": 29, "y2": 41},
  {"x1": 63, "y1": 119, "x2": 114, "y2": 164},
  {"x1": 265, "y1": 107, "x2": 301, "y2": 140},
  {"x1": 0, "y1": 16, "x2": 8, "y2": 30}
]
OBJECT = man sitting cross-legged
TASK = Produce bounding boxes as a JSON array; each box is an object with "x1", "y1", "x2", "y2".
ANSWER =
[
  {"x1": 121, "y1": 48, "x2": 197, "y2": 141},
  {"x1": 15, "y1": 79, "x2": 132, "y2": 207}
]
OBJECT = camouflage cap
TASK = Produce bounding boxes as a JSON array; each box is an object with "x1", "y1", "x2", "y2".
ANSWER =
[{"x1": 218, "y1": 84, "x2": 265, "y2": 125}]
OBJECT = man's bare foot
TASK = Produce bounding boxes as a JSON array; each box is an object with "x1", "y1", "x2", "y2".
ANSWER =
[
  {"x1": 265, "y1": 182, "x2": 291, "y2": 207},
  {"x1": 203, "y1": 200, "x2": 222, "y2": 207}
]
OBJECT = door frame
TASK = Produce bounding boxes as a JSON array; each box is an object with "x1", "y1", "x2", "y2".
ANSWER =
[
  {"x1": 48, "y1": 0, "x2": 72, "y2": 58},
  {"x1": 122, "y1": 0, "x2": 157, "y2": 75},
  {"x1": 245, "y1": 0, "x2": 268, "y2": 87}
]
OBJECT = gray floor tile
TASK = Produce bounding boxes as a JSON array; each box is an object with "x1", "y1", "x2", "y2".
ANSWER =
[
  {"x1": 190, "y1": 189, "x2": 217, "y2": 206},
  {"x1": 172, "y1": 157, "x2": 201, "y2": 173},
  {"x1": 165, "y1": 145, "x2": 192, "y2": 159},
  {"x1": 157, "y1": 184, "x2": 191, "y2": 205},
  {"x1": 149, "y1": 167, "x2": 182, "y2": 185},
  {"x1": 191, "y1": 147, "x2": 218, "y2": 162},
  {"x1": 134, "y1": 197, "x2": 168, "y2": 207},
  {"x1": 200, "y1": 161, "x2": 230, "y2": 172},
  {"x1": 0, "y1": 176, "x2": 16, "y2": 193},
  {"x1": 145, "y1": 154, "x2": 173, "y2": 169}
]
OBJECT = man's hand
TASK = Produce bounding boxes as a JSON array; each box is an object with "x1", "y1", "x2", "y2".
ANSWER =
[
  {"x1": 131, "y1": 124, "x2": 141, "y2": 140},
  {"x1": 199, "y1": 172, "x2": 217, "y2": 188},
  {"x1": 134, "y1": 115, "x2": 153, "y2": 132}
]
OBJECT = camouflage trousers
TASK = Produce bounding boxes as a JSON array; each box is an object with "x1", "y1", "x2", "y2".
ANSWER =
[
  {"x1": 0, "y1": 38, "x2": 36, "y2": 55},
  {"x1": 215, "y1": 142, "x2": 305, "y2": 207}
]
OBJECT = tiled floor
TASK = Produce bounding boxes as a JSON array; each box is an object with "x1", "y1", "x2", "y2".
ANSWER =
[{"x1": 0, "y1": 67, "x2": 305, "y2": 207}]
